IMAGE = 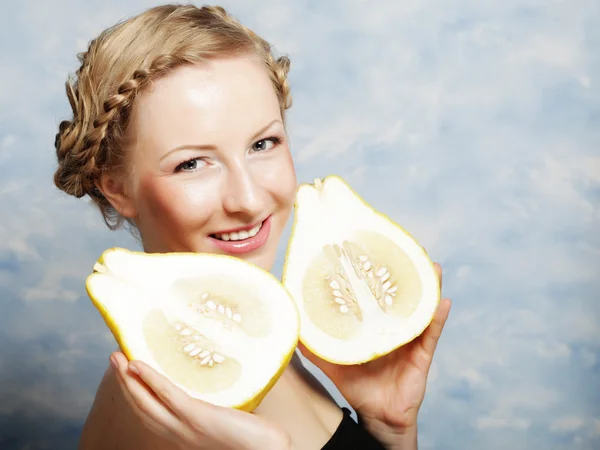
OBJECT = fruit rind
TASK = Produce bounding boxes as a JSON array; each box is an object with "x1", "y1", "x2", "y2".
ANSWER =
[{"x1": 86, "y1": 247, "x2": 300, "y2": 411}]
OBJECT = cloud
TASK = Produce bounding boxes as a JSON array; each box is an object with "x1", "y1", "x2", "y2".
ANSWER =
[
  {"x1": 476, "y1": 416, "x2": 531, "y2": 431},
  {"x1": 550, "y1": 416, "x2": 587, "y2": 433},
  {"x1": 0, "y1": 0, "x2": 598, "y2": 449}
]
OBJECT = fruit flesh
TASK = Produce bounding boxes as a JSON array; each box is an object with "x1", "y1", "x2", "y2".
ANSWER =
[
  {"x1": 282, "y1": 176, "x2": 440, "y2": 365},
  {"x1": 169, "y1": 275, "x2": 272, "y2": 339},
  {"x1": 302, "y1": 230, "x2": 423, "y2": 340},
  {"x1": 143, "y1": 309, "x2": 243, "y2": 394}
]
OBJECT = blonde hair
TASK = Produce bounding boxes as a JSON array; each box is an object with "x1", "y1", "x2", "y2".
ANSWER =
[{"x1": 54, "y1": 4, "x2": 292, "y2": 230}]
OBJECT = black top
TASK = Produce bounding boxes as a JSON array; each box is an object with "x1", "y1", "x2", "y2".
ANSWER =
[{"x1": 321, "y1": 408, "x2": 386, "y2": 450}]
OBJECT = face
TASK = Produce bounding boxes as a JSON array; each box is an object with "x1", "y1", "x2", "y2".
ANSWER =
[{"x1": 120, "y1": 56, "x2": 297, "y2": 271}]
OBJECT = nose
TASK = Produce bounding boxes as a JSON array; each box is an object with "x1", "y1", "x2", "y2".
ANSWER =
[{"x1": 222, "y1": 161, "x2": 267, "y2": 219}]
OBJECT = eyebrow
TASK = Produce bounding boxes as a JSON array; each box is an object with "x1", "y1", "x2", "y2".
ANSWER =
[{"x1": 160, "y1": 119, "x2": 282, "y2": 161}]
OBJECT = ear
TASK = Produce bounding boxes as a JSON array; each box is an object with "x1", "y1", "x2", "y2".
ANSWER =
[{"x1": 96, "y1": 170, "x2": 138, "y2": 219}]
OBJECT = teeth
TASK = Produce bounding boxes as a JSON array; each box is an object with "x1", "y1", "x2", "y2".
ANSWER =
[{"x1": 214, "y1": 222, "x2": 263, "y2": 241}]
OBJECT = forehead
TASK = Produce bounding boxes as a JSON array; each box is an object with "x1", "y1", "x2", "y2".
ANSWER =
[{"x1": 131, "y1": 56, "x2": 281, "y2": 152}]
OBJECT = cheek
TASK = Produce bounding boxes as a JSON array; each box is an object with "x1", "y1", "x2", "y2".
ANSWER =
[
  {"x1": 261, "y1": 151, "x2": 297, "y2": 207},
  {"x1": 181, "y1": 176, "x2": 222, "y2": 209},
  {"x1": 281, "y1": 152, "x2": 298, "y2": 205},
  {"x1": 137, "y1": 175, "x2": 214, "y2": 230},
  {"x1": 138, "y1": 175, "x2": 178, "y2": 220}
]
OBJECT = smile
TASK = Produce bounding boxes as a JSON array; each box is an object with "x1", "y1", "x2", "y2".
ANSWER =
[
  {"x1": 208, "y1": 216, "x2": 272, "y2": 255},
  {"x1": 212, "y1": 221, "x2": 263, "y2": 241}
]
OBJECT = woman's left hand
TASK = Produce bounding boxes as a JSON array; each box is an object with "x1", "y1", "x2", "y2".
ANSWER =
[{"x1": 298, "y1": 263, "x2": 451, "y2": 449}]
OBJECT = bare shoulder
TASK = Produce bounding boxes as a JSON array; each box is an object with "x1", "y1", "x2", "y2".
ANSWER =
[{"x1": 78, "y1": 361, "x2": 173, "y2": 450}]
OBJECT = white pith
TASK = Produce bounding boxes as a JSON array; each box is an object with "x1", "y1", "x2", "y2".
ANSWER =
[
  {"x1": 283, "y1": 176, "x2": 440, "y2": 364},
  {"x1": 213, "y1": 222, "x2": 263, "y2": 241},
  {"x1": 88, "y1": 249, "x2": 299, "y2": 407}
]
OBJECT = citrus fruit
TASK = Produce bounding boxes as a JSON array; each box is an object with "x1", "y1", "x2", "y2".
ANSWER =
[
  {"x1": 282, "y1": 175, "x2": 440, "y2": 365},
  {"x1": 86, "y1": 248, "x2": 299, "y2": 411}
]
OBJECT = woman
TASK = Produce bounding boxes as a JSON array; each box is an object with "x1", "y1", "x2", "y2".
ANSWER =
[{"x1": 53, "y1": 5, "x2": 452, "y2": 449}]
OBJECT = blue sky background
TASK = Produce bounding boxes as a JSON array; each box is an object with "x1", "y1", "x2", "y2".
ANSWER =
[{"x1": 0, "y1": 0, "x2": 598, "y2": 449}]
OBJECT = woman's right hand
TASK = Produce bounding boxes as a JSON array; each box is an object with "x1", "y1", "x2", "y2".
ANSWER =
[{"x1": 110, "y1": 351, "x2": 291, "y2": 450}]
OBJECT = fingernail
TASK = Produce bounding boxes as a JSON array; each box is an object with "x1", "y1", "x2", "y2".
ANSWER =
[
  {"x1": 109, "y1": 356, "x2": 118, "y2": 370},
  {"x1": 128, "y1": 363, "x2": 140, "y2": 375}
]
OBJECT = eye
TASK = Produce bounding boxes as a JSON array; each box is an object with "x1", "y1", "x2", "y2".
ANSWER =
[
  {"x1": 252, "y1": 136, "x2": 282, "y2": 152},
  {"x1": 175, "y1": 157, "x2": 208, "y2": 173}
]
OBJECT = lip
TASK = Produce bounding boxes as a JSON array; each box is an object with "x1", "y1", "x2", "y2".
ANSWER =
[{"x1": 208, "y1": 215, "x2": 272, "y2": 255}]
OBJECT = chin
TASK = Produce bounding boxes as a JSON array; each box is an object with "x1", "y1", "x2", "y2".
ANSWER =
[
  {"x1": 235, "y1": 243, "x2": 278, "y2": 271},
  {"x1": 246, "y1": 255, "x2": 275, "y2": 271}
]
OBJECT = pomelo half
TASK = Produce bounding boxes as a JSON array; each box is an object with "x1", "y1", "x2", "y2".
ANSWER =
[
  {"x1": 282, "y1": 175, "x2": 440, "y2": 365},
  {"x1": 86, "y1": 248, "x2": 299, "y2": 411}
]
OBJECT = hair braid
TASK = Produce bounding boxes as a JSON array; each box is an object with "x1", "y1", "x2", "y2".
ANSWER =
[{"x1": 55, "y1": 51, "x2": 197, "y2": 199}]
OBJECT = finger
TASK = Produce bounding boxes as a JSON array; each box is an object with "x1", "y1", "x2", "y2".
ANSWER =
[
  {"x1": 129, "y1": 360, "x2": 269, "y2": 447},
  {"x1": 433, "y1": 262, "x2": 442, "y2": 290},
  {"x1": 112, "y1": 352, "x2": 183, "y2": 437},
  {"x1": 118, "y1": 356, "x2": 259, "y2": 447},
  {"x1": 128, "y1": 358, "x2": 215, "y2": 429},
  {"x1": 111, "y1": 354, "x2": 164, "y2": 435},
  {"x1": 419, "y1": 298, "x2": 452, "y2": 357}
]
